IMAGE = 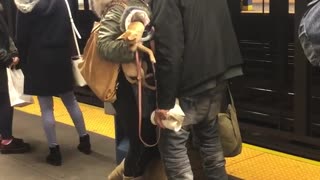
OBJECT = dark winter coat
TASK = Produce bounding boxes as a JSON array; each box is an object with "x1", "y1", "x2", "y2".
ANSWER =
[
  {"x1": 16, "y1": 0, "x2": 76, "y2": 96},
  {"x1": 151, "y1": 0, "x2": 244, "y2": 109},
  {"x1": 0, "y1": 13, "x2": 17, "y2": 92}
]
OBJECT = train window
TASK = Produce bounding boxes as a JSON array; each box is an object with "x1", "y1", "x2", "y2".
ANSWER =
[
  {"x1": 241, "y1": 0, "x2": 295, "y2": 14},
  {"x1": 78, "y1": 0, "x2": 85, "y2": 10},
  {"x1": 289, "y1": 0, "x2": 295, "y2": 14},
  {"x1": 241, "y1": 0, "x2": 270, "y2": 14}
]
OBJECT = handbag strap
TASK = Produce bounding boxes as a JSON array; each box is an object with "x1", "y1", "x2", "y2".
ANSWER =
[
  {"x1": 64, "y1": 0, "x2": 82, "y2": 58},
  {"x1": 227, "y1": 84, "x2": 235, "y2": 108}
]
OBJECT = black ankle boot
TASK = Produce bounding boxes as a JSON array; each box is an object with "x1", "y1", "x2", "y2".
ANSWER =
[
  {"x1": 46, "y1": 145, "x2": 62, "y2": 166},
  {"x1": 78, "y1": 134, "x2": 91, "y2": 154}
]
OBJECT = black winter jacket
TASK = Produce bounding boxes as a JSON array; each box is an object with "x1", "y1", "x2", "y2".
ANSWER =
[
  {"x1": 0, "y1": 13, "x2": 17, "y2": 92},
  {"x1": 16, "y1": 0, "x2": 77, "y2": 96},
  {"x1": 151, "y1": 0, "x2": 243, "y2": 109}
]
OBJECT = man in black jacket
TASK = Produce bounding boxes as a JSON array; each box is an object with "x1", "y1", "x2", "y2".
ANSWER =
[{"x1": 151, "y1": 0, "x2": 243, "y2": 179}]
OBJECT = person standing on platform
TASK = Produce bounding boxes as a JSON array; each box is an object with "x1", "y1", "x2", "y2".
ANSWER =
[
  {"x1": 92, "y1": 0, "x2": 159, "y2": 179},
  {"x1": 151, "y1": 0, "x2": 243, "y2": 179},
  {"x1": 14, "y1": 0, "x2": 91, "y2": 166},
  {"x1": 0, "y1": 2, "x2": 30, "y2": 154}
]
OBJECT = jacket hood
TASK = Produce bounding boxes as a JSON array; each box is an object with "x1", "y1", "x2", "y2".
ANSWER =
[
  {"x1": 90, "y1": 0, "x2": 113, "y2": 18},
  {"x1": 14, "y1": 0, "x2": 40, "y2": 13}
]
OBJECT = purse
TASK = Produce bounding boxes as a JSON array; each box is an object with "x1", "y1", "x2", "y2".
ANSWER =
[
  {"x1": 78, "y1": 22, "x2": 120, "y2": 102},
  {"x1": 217, "y1": 86, "x2": 242, "y2": 157},
  {"x1": 64, "y1": 0, "x2": 87, "y2": 87}
]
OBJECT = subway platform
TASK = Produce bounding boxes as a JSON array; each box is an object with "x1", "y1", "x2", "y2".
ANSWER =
[{"x1": 1, "y1": 97, "x2": 320, "y2": 180}]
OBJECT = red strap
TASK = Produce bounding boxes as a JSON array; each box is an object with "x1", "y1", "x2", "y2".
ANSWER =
[{"x1": 136, "y1": 51, "x2": 160, "y2": 147}]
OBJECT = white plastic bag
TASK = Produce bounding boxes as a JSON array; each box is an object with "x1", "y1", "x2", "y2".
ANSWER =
[
  {"x1": 72, "y1": 57, "x2": 87, "y2": 87},
  {"x1": 6, "y1": 68, "x2": 34, "y2": 107}
]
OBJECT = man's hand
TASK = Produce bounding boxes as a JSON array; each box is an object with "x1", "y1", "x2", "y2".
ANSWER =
[
  {"x1": 10, "y1": 56, "x2": 19, "y2": 68},
  {"x1": 154, "y1": 109, "x2": 169, "y2": 129}
]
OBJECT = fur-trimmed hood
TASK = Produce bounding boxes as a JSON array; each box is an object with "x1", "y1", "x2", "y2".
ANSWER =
[
  {"x1": 90, "y1": 0, "x2": 113, "y2": 18},
  {"x1": 14, "y1": 0, "x2": 40, "y2": 13}
]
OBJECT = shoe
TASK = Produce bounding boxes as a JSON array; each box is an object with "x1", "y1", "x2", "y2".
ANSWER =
[
  {"x1": 123, "y1": 175, "x2": 143, "y2": 180},
  {"x1": 77, "y1": 134, "x2": 91, "y2": 154},
  {"x1": 108, "y1": 159, "x2": 125, "y2": 180},
  {"x1": 0, "y1": 138, "x2": 30, "y2": 154},
  {"x1": 46, "y1": 145, "x2": 62, "y2": 166}
]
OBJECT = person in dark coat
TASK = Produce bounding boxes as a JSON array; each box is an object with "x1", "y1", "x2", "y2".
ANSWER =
[
  {"x1": 151, "y1": 0, "x2": 243, "y2": 179},
  {"x1": 0, "y1": 2, "x2": 30, "y2": 154},
  {"x1": 14, "y1": 0, "x2": 91, "y2": 166}
]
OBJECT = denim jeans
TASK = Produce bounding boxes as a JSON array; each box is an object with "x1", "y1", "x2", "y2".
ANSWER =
[
  {"x1": 38, "y1": 91, "x2": 87, "y2": 147},
  {"x1": 158, "y1": 82, "x2": 228, "y2": 180}
]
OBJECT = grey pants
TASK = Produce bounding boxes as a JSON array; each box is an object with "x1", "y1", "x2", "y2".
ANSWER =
[
  {"x1": 38, "y1": 91, "x2": 87, "y2": 147},
  {"x1": 158, "y1": 82, "x2": 229, "y2": 180}
]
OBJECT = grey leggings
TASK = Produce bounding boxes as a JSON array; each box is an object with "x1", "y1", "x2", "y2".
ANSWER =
[{"x1": 38, "y1": 91, "x2": 87, "y2": 147}]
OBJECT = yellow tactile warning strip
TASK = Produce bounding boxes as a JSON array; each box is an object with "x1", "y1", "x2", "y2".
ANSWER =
[
  {"x1": 226, "y1": 145, "x2": 320, "y2": 179},
  {"x1": 15, "y1": 96, "x2": 115, "y2": 139},
  {"x1": 17, "y1": 97, "x2": 320, "y2": 179}
]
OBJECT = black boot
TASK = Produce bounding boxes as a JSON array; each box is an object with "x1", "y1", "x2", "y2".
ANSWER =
[
  {"x1": 77, "y1": 134, "x2": 91, "y2": 154},
  {"x1": 46, "y1": 145, "x2": 62, "y2": 166}
]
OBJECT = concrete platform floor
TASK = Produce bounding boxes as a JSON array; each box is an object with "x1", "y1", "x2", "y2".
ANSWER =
[
  {"x1": 0, "y1": 110, "x2": 116, "y2": 180},
  {"x1": 2, "y1": 97, "x2": 320, "y2": 180}
]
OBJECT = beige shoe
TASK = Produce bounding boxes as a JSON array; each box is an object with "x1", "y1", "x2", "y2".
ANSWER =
[
  {"x1": 123, "y1": 175, "x2": 143, "y2": 180},
  {"x1": 108, "y1": 159, "x2": 125, "y2": 180}
]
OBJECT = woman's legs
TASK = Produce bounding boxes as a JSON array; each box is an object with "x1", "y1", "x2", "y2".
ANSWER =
[
  {"x1": 38, "y1": 96, "x2": 62, "y2": 166},
  {"x1": 59, "y1": 91, "x2": 87, "y2": 136},
  {"x1": 38, "y1": 92, "x2": 89, "y2": 146},
  {"x1": 38, "y1": 92, "x2": 90, "y2": 166},
  {"x1": 59, "y1": 91, "x2": 91, "y2": 154},
  {"x1": 37, "y1": 96, "x2": 57, "y2": 147},
  {"x1": 113, "y1": 72, "x2": 158, "y2": 178}
]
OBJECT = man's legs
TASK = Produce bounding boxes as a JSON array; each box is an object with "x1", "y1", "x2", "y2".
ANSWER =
[
  {"x1": 159, "y1": 81, "x2": 228, "y2": 180},
  {"x1": 193, "y1": 82, "x2": 228, "y2": 180},
  {"x1": 193, "y1": 119, "x2": 228, "y2": 180},
  {"x1": 158, "y1": 128, "x2": 193, "y2": 180}
]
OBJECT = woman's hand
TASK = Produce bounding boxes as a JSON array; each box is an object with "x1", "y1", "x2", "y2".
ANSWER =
[{"x1": 10, "y1": 56, "x2": 20, "y2": 68}]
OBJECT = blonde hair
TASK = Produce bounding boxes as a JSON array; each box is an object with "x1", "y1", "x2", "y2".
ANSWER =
[{"x1": 90, "y1": 0, "x2": 113, "y2": 18}]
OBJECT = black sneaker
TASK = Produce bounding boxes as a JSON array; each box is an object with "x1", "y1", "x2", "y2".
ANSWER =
[
  {"x1": 0, "y1": 138, "x2": 31, "y2": 154},
  {"x1": 77, "y1": 134, "x2": 91, "y2": 155},
  {"x1": 46, "y1": 145, "x2": 62, "y2": 166}
]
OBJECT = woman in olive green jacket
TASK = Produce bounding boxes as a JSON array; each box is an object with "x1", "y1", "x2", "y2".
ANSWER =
[{"x1": 92, "y1": 0, "x2": 158, "y2": 179}]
